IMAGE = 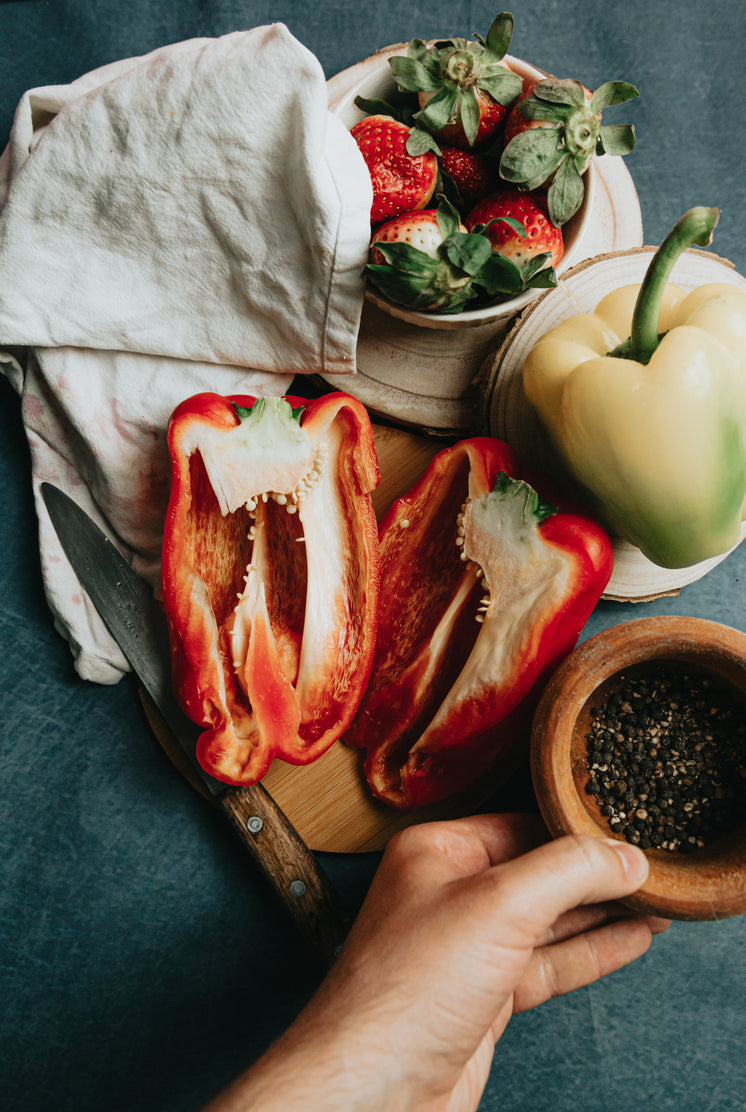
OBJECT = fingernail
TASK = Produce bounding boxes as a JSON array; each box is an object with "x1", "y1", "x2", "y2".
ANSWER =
[{"x1": 603, "y1": 838, "x2": 649, "y2": 885}]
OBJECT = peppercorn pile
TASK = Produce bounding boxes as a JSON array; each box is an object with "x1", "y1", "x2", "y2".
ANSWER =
[{"x1": 584, "y1": 664, "x2": 746, "y2": 851}]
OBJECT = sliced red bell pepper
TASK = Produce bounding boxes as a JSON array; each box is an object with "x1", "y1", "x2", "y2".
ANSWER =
[
  {"x1": 161, "y1": 391, "x2": 381, "y2": 786},
  {"x1": 343, "y1": 437, "x2": 613, "y2": 809}
]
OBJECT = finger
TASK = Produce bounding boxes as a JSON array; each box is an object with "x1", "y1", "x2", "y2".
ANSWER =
[
  {"x1": 538, "y1": 903, "x2": 672, "y2": 947},
  {"x1": 384, "y1": 812, "x2": 548, "y2": 881},
  {"x1": 644, "y1": 915, "x2": 672, "y2": 935},
  {"x1": 435, "y1": 812, "x2": 548, "y2": 871},
  {"x1": 483, "y1": 834, "x2": 650, "y2": 944},
  {"x1": 513, "y1": 916, "x2": 656, "y2": 1013}
]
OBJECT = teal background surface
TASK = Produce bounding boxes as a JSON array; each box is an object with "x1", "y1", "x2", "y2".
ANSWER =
[{"x1": 1, "y1": 3, "x2": 745, "y2": 1110}]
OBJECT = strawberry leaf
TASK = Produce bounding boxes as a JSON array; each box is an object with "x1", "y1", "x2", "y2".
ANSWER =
[
  {"x1": 472, "y1": 253, "x2": 523, "y2": 296},
  {"x1": 437, "y1": 294, "x2": 478, "y2": 313},
  {"x1": 369, "y1": 243, "x2": 441, "y2": 276},
  {"x1": 406, "y1": 126, "x2": 442, "y2": 156},
  {"x1": 442, "y1": 232, "x2": 493, "y2": 276},
  {"x1": 390, "y1": 56, "x2": 442, "y2": 93},
  {"x1": 597, "y1": 123, "x2": 636, "y2": 156},
  {"x1": 435, "y1": 197, "x2": 461, "y2": 240},
  {"x1": 482, "y1": 215, "x2": 526, "y2": 237},
  {"x1": 365, "y1": 261, "x2": 476, "y2": 312},
  {"x1": 459, "y1": 86, "x2": 481, "y2": 147},
  {"x1": 532, "y1": 78, "x2": 587, "y2": 107},
  {"x1": 547, "y1": 155, "x2": 585, "y2": 225},
  {"x1": 483, "y1": 11, "x2": 514, "y2": 60},
  {"x1": 406, "y1": 38, "x2": 429, "y2": 62},
  {"x1": 353, "y1": 95, "x2": 414, "y2": 125},
  {"x1": 415, "y1": 86, "x2": 459, "y2": 131},
  {"x1": 518, "y1": 95, "x2": 571, "y2": 123},
  {"x1": 520, "y1": 251, "x2": 552, "y2": 282},
  {"x1": 478, "y1": 68, "x2": 523, "y2": 105},
  {"x1": 364, "y1": 267, "x2": 438, "y2": 307},
  {"x1": 524, "y1": 265, "x2": 557, "y2": 290},
  {"x1": 500, "y1": 128, "x2": 564, "y2": 186},
  {"x1": 590, "y1": 80, "x2": 639, "y2": 111}
]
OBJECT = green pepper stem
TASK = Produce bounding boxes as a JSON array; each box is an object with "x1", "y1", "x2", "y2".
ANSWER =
[{"x1": 622, "y1": 207, "x2": 720, "y2": 364}]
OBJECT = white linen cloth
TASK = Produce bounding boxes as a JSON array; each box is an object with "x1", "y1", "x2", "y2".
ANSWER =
[{"x1": 0, "y1": 25, "x2": 373, "y2": 683}]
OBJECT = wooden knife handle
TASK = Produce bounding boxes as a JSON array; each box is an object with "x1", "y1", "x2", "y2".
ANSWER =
[{"x1": 219, "y1": 782, "x2": 353, "y2": 966}]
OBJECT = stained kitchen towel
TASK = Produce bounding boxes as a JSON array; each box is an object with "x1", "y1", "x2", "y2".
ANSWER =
[{"x1": 0, "y1": 24, "x2": 373, "y2": 683}]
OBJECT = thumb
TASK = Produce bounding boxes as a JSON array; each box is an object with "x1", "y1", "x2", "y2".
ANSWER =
[{"x1": 488, "y1": 834, "x2": 649, "y2": 940}]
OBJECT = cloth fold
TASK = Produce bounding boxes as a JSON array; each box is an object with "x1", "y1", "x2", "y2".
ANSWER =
[{"x1": 0, "y1": 24, "x2": 373, "y2": 683}]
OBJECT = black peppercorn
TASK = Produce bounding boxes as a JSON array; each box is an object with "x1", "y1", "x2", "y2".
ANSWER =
[{"x1": 583, "y1": 664, "x2": 746, "y2": 853}]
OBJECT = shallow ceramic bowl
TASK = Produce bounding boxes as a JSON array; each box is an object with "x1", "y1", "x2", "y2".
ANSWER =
[
  {"x1": 332, "y1": 48, "x2": 596, "y2": 330},
  {"x1": 531, "y1": 616, "x2": 746, "y2": 921}
]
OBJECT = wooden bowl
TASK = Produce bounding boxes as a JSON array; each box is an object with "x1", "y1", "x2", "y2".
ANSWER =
[
  {"x1": 531, "y1": 616, "x2": 746, "y2": 920},
  {"x1": 332, "y1": 46, "x2": 596, "y2": 330}
]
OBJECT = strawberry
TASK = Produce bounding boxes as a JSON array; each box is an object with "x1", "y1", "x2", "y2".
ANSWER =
[
  {"x1": 364, "y1": 198, "x2": 557, "y2": 314},
  {"x1": 370, "y1": 208, "x2": 465, "y2": 264},
  {"x1": 499, "y1": 77, "x2": 638, "y2": 225},
  {"x1": 466, "y1": 189, "x2": 563, "y2": 275},
  {"x1": 438, "y1": 146, "x2": 496, "y2": 209},
  {"x1": 365, "y1": 203, "x2": 479, "y2": 312},
  {"x1": 351, "y1": 114, "x2": 438, "y2": 224},
  {"x1": 388, "y1": 12, "x2": 523, "y2": 150}
]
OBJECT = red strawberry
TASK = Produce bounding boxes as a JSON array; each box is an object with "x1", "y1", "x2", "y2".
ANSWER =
[
  {"x1": 465, "y1": 189, "x2": 564, "y2": 271},
  {"x1": 365, "y1": 201, "x2": 490, "y2": 313},
  {"x1": 388, "y1": 12, "x2": 523, "y2": 150},
  {"x1": 499, "y1": 77, "x2": 638, "y2": 225},
  {"x1": 351, "y1": 115, "x2": 438, "y2": 224},
  {"x1": 438, "y1": 146, "x2": 496, "y2": 209}
]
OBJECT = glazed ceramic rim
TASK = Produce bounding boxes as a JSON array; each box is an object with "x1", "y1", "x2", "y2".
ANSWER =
[
  {"x1": 333, "y1": 50, "x2": 597, "y2": 330},
  {"x1": 531, "y1": 616, "x2": 746, "y2": 921}
]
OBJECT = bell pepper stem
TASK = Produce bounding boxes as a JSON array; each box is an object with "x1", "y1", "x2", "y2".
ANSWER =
[{"x1": 618, "y1": 207, "x2": 720, "y2": 364}]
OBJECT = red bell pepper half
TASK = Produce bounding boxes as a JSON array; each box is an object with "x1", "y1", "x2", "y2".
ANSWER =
[
  {"x1": 343, "y1": 437, "x2": 613, "y2": 810},
  {"x1": 161, "y1": 391, "x2": 381, "y2": 786}
]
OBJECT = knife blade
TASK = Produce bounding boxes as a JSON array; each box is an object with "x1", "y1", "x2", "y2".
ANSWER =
[{"x1": 40, "y1": 482, "x2": 351, "y2": 965}]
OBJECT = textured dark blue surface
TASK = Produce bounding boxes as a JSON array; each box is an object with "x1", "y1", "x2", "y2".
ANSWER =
[{"x1": 1, "y1": 3, "x2": 745, "y2": 1111}]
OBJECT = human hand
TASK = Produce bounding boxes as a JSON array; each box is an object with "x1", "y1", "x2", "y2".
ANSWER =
[{"x1": 205, "y1": 814, "x2": 669, "y2": 1112}]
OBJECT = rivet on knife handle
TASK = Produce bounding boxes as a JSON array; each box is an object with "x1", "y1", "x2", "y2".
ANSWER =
[{"x1": 219, "y1": 782, "x2": 352, "y2": 966}]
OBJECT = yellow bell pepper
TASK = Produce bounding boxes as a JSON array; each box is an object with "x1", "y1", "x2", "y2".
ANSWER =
[{"x1": 523, "y1": 207, "x2": 746, "y2": 568}]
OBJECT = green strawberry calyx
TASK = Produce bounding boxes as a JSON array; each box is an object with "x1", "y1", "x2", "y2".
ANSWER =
[
  {"x1": 467, "y1": 214, "x2": 558, "y2": 295},
  {"x1": 499, "y1": 77, "x2": 638, "y2": 226},
  {"x1": 363, "y1": 200, "x2": 556, "y2": 314},
  {"x1": 388, "y1": 12, "x2": 523, "y2": 147},
  {"x1": 352, "y1": 96, "x2": 443, "y2": 156}
]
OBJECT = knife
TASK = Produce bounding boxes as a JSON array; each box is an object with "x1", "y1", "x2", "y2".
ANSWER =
[{"x1": 40, "y1": 482, "x2": 352, "y2": 966}]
